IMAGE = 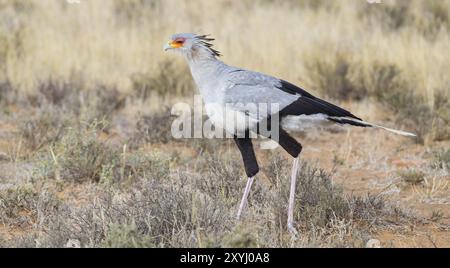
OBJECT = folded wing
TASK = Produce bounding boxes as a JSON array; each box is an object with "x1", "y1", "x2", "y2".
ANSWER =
[{"x1": 223, "y1": 69, "x2": 369, "y2": 127}]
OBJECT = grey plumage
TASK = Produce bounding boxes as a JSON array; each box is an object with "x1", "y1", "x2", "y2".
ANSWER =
[
  {"x1": 164, "y1": 33, "x2": 415, "y2": 137},
  {"x1": 164, "y1": 33, "x2": 415, "y2": 232}
]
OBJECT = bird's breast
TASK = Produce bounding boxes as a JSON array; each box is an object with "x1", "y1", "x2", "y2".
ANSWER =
[{"x1": 204, "y1": 103, "x2": 258, "y2": 136}]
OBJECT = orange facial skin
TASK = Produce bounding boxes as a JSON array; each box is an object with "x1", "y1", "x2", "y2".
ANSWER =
[{"x1": 169, "y1": 37, "x2": 186, "y2": 48}]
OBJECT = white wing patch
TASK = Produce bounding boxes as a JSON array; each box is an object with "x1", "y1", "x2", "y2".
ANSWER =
[
  {"x1": 281, "y1": 114, "x2": 330, "y2": 131},
  {"x1": 204, "y1": 103, "x2": 259, "y2": 136}
]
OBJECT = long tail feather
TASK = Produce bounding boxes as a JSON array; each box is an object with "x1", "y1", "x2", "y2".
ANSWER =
[{"x1": 329, "y1": 116, "x2": 417, "y2": 137}]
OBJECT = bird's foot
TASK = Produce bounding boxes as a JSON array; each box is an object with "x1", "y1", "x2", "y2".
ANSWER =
[
  {"x1": 236, "y1": 176, "x2": 255, "y2": 221},
  {"x1": 236, "y1": 211, "x2": 242, "y2": 221},
  {"x1": 287, "y1": 222, "x2": 298, "y2": 238}
]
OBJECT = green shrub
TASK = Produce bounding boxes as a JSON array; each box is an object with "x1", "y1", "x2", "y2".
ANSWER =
[
  {"x1": 377, "y1": 86, "x2": 449, "y2": 143},
  {"x1": 305, "y1": 53, "x2": 363, "y2": 101},
  {"x1": 36, "y1": 121, "x2": 119, "y2": 182},
  {"x1": 432, "y1": 148, "x2": 450, "y2": 170},
  {"x1": 128, "y1": 107, "x2": 174, "y2": 148},
  {"x1": 0, "y1": 184, "x2": 61, "y2": 229},
  {"x1": 130, "y1": 61, "x2": 194, "y2": 98},
  {"x1": 20, "y1": 105, "x2": 68, "y2": 151},
  {"x1": 31, "y1": 80, "x2": 125, "y2": 123},
  {"x1": 36, "y1": 120, "x2": 172, "y2": 183},
  {"x1": 360, "y1": 0, "x2": 412, "y2": 31},
  {"x1": 398, "y1": 170, "x2": 425, "y2": 185},
  {"x1": 101, "y1": 222, "x2": 154, "y2": 248},
  {"x1": 113, "y1": 0, "x2": 159, "y2": 25}
]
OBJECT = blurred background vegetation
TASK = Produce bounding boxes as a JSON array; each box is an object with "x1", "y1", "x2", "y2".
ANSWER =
[
  {"x1": 0, "y1": 0, "x2": 449, "y2": 142},
  {"x1": 0, "y1": 0, "x2": 449, "y2": 248}
]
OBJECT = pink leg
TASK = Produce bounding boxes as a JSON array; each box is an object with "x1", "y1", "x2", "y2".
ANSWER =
[
  {"x1": 236, "y1": 176, "x2": 255, "y2": 220},
  {"x1": 287, "y1": 157, "x2": 299, "y2": 235}
]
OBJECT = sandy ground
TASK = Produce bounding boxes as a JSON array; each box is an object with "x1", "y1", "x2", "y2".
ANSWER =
[
  {"x1": 0, "y1": 113, "x2": 449, "y2": 248},
  {"x1": 289, "y1": 128, "x2": 450, "y2": 247}
]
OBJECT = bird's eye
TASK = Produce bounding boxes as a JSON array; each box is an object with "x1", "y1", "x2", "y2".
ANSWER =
[{"x1": 174, "y1": 39, "x2": 184, "y2": 44}]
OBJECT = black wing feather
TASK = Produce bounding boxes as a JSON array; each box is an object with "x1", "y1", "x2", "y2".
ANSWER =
[{"x1": 277, "y1": 80, "x2": 368, "y2": 127}]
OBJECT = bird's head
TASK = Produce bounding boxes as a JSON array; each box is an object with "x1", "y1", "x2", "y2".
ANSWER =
[{"x1": 164, "y1": 33, "x2": 221, "y2": 58}]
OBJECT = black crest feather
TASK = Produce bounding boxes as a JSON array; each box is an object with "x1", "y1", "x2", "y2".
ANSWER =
[{"x1": 196, "y1": 34, "x2": 221, "y2": 57}]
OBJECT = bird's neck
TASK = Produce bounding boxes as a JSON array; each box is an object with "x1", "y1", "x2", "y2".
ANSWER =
[
  {"x1": 185, "y1": 49, "x2": 224, "y2": 90},
  {"x1": 186, "y1": 45, "x2": 218, "y2": 61}
]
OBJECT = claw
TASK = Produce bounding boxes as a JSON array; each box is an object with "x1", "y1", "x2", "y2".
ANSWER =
[{"x1": 288, "y1": 223, "x2": 299, "y2": 238}]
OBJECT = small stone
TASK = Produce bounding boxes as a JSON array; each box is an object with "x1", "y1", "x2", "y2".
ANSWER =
[
  {"x1": 65, "y1": 239, "x2": 81, "y2": 248},
  {"x1": 0, "y1": 152, "x2": 8, "y2": 161},
  {"x1": 366, "y1": 239, "x2": 381, "y2": 248}
]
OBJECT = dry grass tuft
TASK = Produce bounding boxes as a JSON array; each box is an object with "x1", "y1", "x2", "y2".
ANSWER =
[
  {"x1": 128, "y1": 107, "x2": 174, "y2": 147},
  {"x1": 131, "y1": 61, "x2": 194, "y2": 99},
  {"x1": 35, "y1": 121, "x2": 117, "y2": 183},
  {"x1": 1, "y1": 154, "x2": 415, "y2": 248},
  {"x1": 432, "y1": 148, "x2": 450, "y2": 170},
  {"x1": 398, "y1": 170, "x2": 426, "y2": 186},
  {"x1": 0, "y1": 0, "x2": 448, "y2": 248}
]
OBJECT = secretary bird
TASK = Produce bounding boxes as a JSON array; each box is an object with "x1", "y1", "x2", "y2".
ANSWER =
[{"x1": 164, "y1": 33, "x2": 415, "y2": 234}]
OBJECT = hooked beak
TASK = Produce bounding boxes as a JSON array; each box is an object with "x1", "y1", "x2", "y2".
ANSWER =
[
  {"x1": 163, "y1": 42, "x2": 172, "y2": 51},
  {"x1": 164, "y1": 40, "x2": 184, "y2": 51}
]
